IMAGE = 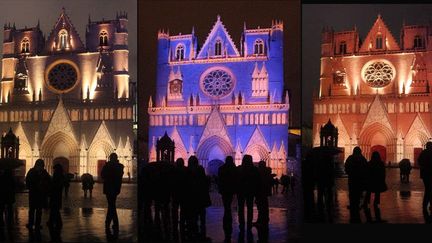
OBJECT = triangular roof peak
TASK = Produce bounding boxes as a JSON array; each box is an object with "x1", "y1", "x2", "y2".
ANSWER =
[
  {"x1": 359, "y1": 14, "x2": 400, "y2": 52},
  {"x1": 197, "y1": 15, "x2": 241, "y2": 58},
  {"x1": 45, "y1": 8, "x2": 85, "y2": 52}
]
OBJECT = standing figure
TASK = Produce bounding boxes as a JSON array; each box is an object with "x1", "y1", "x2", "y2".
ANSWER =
[
  {"x1": 25, "y1": 159, "x2": 51, "y2": 230},
  {"x1": 398, "y1": 159, "x2": 412, "y2": 184},
  {"x1": 418, "y1": 142, "x2": 432, "y2": 223},
  {"x1": 237, "y1": 155, "x2": 259, "y2": 232},
  {"x1": 344, "y1": 147, "x2": 368, "y2": 223},
  {"x1": 171, "y1": 158, "x2": 187, "y2": 239},
  {"x1": 0, "y1": 168, "x2": 15, "y2": 228},
  {"x1": 48, "y1": 164, "x2": 65, "y2": 229},
  {"x1": 363, "y1": 152, "x2": 387, "y2": 223},
  {"x1": 255, "y1": 161, "x2": 272, "y2": 227},
  {"x1": 101, "y1": 153, "x2": 124, "y2": 235},
  {"x1": 63, "y1": 173, "x2": 70, "y2": 198},
  {"x1": 185, "y1": 156, "x2": 211, "y2": 241},
  {"x1": 81, "y1": 173, "x2": 95, "y2": 198},
  {"x1": 218, "y1": 156, "x2": 238, "y2": 242},
  {"x1": 280, "y1": 174, "x2": 289, "y2": 193}
]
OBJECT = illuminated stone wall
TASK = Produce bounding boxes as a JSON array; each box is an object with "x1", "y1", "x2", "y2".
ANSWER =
[
  {"x1": 314, "y1": 15, "x2": 432, "y2": 164},
  {"x1": 0, "y1": 9, "x2": 134, "y2": 178},
  {"x1": 148, "y1": 16, "x2": 289, "y2": 177}
]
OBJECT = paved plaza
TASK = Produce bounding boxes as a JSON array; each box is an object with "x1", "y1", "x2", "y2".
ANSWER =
[{"x1": 330, "y1": 168, "x2": 427, "y2": 224}]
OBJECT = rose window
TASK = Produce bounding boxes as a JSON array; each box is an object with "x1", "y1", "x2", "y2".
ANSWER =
[
  {"x1": 201, "y1": 69, "x2": 234, "y2": 98},
  {"x1": 363, "y1": 61, "x2": 394, "y2": 88},
  {"x1": 47, "y1": 63, "x2": 78, "y2": 92}
]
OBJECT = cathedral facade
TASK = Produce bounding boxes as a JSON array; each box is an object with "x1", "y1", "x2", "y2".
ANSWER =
[
  {"x1": 0, "y1": 9, "x2": 135, "y2": 178},
  {"x1": 313, "y1": 15, "x2": 432, "y2": 165},
  {"x1": 148, "y1": 16, "x2": 289, "y2": 176}
]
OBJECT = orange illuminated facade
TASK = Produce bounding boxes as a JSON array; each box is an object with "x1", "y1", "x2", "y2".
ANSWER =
[{"x1": 313, "y1": 15, "x2": 432, "y2": 165}]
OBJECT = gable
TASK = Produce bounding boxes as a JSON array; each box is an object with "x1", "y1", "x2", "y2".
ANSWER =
[
  {"x1": 197, "y1": 15, "x2": 240, "y2": 58},
  {"x1": 42, "y1": 99, "x2": 77, "y2": 145},
  {"x1": 198, "y1": 108, "x2": 232, "y2": 148},
  {"x1": 91, "y1": 121, "x2": 115, "y2": 148},
  {"x1": 245, "y1": 126, "x2": 270, "y2": 151},
  {"x1": 361, "y1": 95, "x2": 393, "y2": 133},
  {"x1": 45, "y1": 8, "x2": 84, "y2": 52},
  {"x1": 359, "y1": 15, "x2": 400, "y2": 52}
]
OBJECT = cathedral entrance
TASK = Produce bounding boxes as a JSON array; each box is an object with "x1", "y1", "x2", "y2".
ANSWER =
[
  {"x1": 207, "y1": 159, "x2": 224, "y2": 176},
  {"x1": 53, "y1": 157, "x2": 69, "y2": 174},
  {"x1": 414, "y1": 147, "x2": 423, "y2": 167},
  {"x1": 97, "y1": 160, "x2": 106, "y2": 179},
  {"x1": 371, "y1": 145, "x2": 386, "y2": 163}
]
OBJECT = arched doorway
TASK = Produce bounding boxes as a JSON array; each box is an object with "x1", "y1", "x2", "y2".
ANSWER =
[
  {"x1": 371, "y1": 145, "x2": 386, "y2": 163},
  {"x1": 207, "y1": 159, "x2": 224, "y2": 176},
  {"x1": 197, "y1": 136, "x2": 233, "y2": 170},
  {"x1": 53, "y1": 156, "x2": 69, "y2": 174}
]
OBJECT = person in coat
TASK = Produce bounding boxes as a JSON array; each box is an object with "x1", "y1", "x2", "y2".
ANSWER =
[
  {"x1": 81, "y1": 173, "x2": 95, "y2": 198},
  {"x1": 255, "y1": 160, "x2": 273, "y2": 227},
  {"x1": 184, "y1": 156, "x2": 211, "y2": 241},
  {"x1": 101, "y1": 153, "x2": 124, "y2": 235},
  {"x1": 217, "y1": 156, "x2": 238, "y2": 241},
  {"x1": 0, "y1": 168, "x2": 15, "y2": 228},
  {"x1": 418, "y1": 142, "x2": 432, "y2": 222},
  {"x1": 171, "y1": 158, "x2": 187, "y2": 239},
  {"x1": 25, "y1": 159, "x2": 51, "y2": 230},
  {"x1": 363, "y1": 151, "x2": 387, "y2": 223},
  {"x1": 344, "y1": 147, "x2": 368, "y2": 223},
  {"x1": 237, "y1": 154, "x2": 259, "y2": 232},
  {"x1": 48, "y1": 164, "x2": 65, "y2": 229}
]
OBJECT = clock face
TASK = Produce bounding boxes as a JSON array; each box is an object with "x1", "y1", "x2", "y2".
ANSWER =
[
  {"x1": 45, "y1": 61, "x2": 80, "y2": 93},
  {"x1": 200, "y1": 68, "x2": 235, "y2": 99}
]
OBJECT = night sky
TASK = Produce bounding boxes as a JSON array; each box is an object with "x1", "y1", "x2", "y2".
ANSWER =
[
  {"x1": 0, "y1": 0, "x2": 137, "y2": 87},
  {"x1": 138, "y1": 0, "x2": 301, "y2": 156},
  {"x1": 302, "y1": 4, "x2": 432, "y2": 126}
]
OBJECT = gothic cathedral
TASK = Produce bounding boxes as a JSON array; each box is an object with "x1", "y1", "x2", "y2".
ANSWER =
[{"x1": 0, "y1": 9, "x2": 135, "y2": 178}]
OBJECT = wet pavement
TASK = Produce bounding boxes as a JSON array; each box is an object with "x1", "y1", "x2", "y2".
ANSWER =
[
  {"x1": 330, "y1": 168, "x2": 426, "y2": 224},
  {"x1": 1, "y1": 182, "x2": 137, "y2": 242},
  {"x1": 144, "y1": 181, "x2": 302, "y2": 242},
  {"x1": 0, "y1": 207, "x2": 136, "y2": 242}
]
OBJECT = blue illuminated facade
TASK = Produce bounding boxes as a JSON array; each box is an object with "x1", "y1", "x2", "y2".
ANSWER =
[{"x1": 148, "y1": 16, "x2": 289, "y2": 176}]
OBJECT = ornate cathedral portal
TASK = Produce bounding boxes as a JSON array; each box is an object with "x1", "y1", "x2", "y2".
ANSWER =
[
  {"x1": 148, "y1": 16, "x2": 289, "y2": 176},
  {"x1": 313, "y1": 15, "x2": 432, "y2": 165},
  {"x1": 0, "y1": 9, "x2": 135, "y2": 178}
]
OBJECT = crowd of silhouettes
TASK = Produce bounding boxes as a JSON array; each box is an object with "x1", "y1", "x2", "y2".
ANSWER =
[
  {"x1": 0, "y1": 153, "x2": 125, "y2": 241},
  {"x1": 140, "y1": 154, "x2": 277, "y2": 242},
  {"x1": 418, "y1": 142, "x2": 432, "y2": 223}
]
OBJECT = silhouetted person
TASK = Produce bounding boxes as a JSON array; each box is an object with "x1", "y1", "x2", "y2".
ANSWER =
[
  {"x1": 26, "y1": 159, "x2": 51, "y2": 230},
  {"x1": 153, "y1": 160, "x2": 173, "y2": 240},
  {"x1": 237, "y1": 154, "x2": 259, "y2": 232},
  {"x1": 0, "y1": 168, "x2": 15, "y2": 228},
  {"x1": 303, "y1": 153, "x2": 316, "y2": 221},
  {"x1": 272, "y1": 177, "x2": 279, "y2": 194},
  {"x1": 255, "y1": 160, "x2": 272, "y2": 228},
  {"x1": 63, "y1": 173, "x2": 70, "y2": 198},
  {"x1": 101, "y1": 153, "x2": 124, "y2": 235},
  {"x1": 139, "y1": 161, "x2": 155, "y2": 237},
  {"x1": 171, "y1": 158, "x2": 187, "y2": 239},
  {"x1": 81, "y1": 173, "x2": 95, "y2": 198},
  {"x1": 218, "y1": 156, "x2": 238, "y2": 242},
  {"x1": 418, "y1": 142, "x2": 432, "y2": 223},
  {"x1": 185, "y1": 156, "x2": 211, "y2": 241},
  {"x1": 363, "y1": 151, "x2": 387, "y2": 223},
  {"x1": 345, "y1": 147, "x2": 368, "y2": 223},
  {"x1": 48, "y1": 164, "x2": 65, "y2": 229},
  {"x1": 290, "y1": 172, "x2": 296, "y2": 193},
  {"x1": 399, "y1": 159, "x2": 412, "y2": 183},
  {"x1": 280, "y1": 174, "x2": 289, "y2": 193},
  {"x1": 314, "y1": 147, "x2": 337, "y2": 221}
]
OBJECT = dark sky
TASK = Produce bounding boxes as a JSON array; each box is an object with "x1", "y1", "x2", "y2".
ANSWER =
[
  {"x1": 302, "y1": 4, "x2": 432, "y2": 126},
  {"x1": 0, "y1": 0, "x2": 137, "y2": 84},
  {"x1": 138, "y1": 0, "x2": 300, "y2": 151}
]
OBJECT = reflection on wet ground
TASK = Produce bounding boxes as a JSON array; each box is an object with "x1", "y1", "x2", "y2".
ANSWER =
[
  {"x1": 0, "y1": 182, "x2": 137, "y2": 242},
  {"x1": 0, "y1": 207, "x2": 137, "y2": 242},
  {"x1": 331, "y1": 168, "x2": 426, "y2": 223},
  {"x1": 143, "y1": 186, "x2": 302, "y2": 242}
]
